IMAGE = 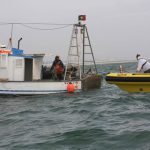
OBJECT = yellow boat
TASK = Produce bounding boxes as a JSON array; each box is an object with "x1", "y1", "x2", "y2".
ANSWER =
[{"x1": 105, "y1": 73, "x2": 150, "y2": 92}]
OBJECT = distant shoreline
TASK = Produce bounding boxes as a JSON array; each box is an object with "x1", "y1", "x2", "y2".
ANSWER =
[
  {"x1": 43, "y1": 60, "x2": 136, "y2": 66},
  {"x1": 95, "y1": 60, "x2": 136, "y2": 65}
]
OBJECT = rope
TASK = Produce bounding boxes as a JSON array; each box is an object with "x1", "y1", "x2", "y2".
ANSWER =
[
  {"x1": 0, "y1": 22, "x2": 73, "y2": 31},
  {"x1": 20, "y1": 24, "x2": 72, "y2": 31}
]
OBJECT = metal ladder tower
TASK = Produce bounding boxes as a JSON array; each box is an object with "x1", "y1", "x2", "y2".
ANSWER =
[
  {"x1": 81, "y1": 24, "x2": 97, "y2": 74},
  {"x1": 64, "y1": 23, "x2": 97, "y2": 80},
  {"x1": 64, "y1": 24, "x2": 81, "y2": 80}
]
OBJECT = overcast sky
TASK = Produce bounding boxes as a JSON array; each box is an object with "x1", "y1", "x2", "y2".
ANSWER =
[{"x1": 0, "y1": 0, "x2": 150, "y2": 62}]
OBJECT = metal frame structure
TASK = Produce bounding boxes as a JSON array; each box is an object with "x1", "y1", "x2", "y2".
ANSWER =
[{"x1": 64, "y1": 23, "x2": 98, "y2": 81}]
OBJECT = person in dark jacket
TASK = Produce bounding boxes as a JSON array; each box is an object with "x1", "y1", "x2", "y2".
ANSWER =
[{"x1": 50, "y1": 55, "x2": 65, "y2": 80}]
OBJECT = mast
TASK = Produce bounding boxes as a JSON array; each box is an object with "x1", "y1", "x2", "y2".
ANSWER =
[
  {"x1": 64, "y1": 15, "x2": 98, "y2": 81},
  {"x1": 7, "y1": 24, "x2": 13, "y2": 49},
  {"x1": 78, "y1": 15, "x2": 97, "y2": 74}
]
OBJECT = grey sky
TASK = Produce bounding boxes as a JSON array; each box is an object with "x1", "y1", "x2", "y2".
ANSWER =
[{"x1": 0, "y1": 0, "x2": 150, "y2": 62}]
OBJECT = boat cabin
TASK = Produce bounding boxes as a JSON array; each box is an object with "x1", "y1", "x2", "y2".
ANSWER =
[{"x1": 0, "y1": 47, "x2": 44, "y2": 81}]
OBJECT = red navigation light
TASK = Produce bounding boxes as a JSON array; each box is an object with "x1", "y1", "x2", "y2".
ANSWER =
[{"x1": 78, "y1": 15, "x2": 86, "y2": 21}]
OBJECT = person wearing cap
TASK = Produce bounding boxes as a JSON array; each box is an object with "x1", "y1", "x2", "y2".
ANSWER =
[
  {"x1": 136, "y1": 54, "x2": 150, "y2": 73},
  {"x1": 50, "y1": 56, "x2": 65, "y2": 80}
]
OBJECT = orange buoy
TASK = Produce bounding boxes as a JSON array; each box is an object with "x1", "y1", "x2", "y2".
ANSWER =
[{"x1": 67, "y1": 82, "x2": 75, "y2": 93}]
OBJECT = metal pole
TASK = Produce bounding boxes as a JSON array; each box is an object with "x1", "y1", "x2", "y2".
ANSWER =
[
  {"x1": 10, "y1": 24, "x2": 13, "y2": 48},
  {"x1": 18, "y1": 37, "x2": 22, "y2": 49},
  {"x1": 82, "y1": 25, "x2": 85, "y2": 74}
]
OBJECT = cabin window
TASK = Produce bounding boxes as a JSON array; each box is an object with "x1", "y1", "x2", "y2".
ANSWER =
[
  {"x1": 15, "y1": 59, "x2": 23, "y2": 68},
  {"x1": 0, "y1": 54, "x2": 7, "y2": 68}
]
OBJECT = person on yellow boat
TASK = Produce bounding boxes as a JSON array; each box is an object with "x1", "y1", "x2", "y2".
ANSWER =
[{"x1": 136, "y1": 54, "x2": 150, "y2": 73}]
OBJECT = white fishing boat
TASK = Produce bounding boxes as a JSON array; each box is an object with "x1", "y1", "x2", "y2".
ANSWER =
[{"x1": 0, "y1": 17, "x2": 101, "y2": 95}]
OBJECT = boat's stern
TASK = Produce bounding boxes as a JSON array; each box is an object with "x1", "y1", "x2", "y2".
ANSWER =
[{"x1": 82, "y1": 74, "x2": 102, "y2": 90}]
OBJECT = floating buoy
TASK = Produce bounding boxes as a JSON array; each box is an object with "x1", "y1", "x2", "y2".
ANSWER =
[{"x1": 67, "y1": 82, "x2": 75, "y2": 93}]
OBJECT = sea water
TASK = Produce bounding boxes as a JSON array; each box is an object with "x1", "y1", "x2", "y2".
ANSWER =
[{"x1": 0, "y1": 62, "x2": 150, "y2": 150}]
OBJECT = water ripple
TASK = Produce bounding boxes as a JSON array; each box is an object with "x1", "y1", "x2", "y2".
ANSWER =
[{"x1": 1, "y1": 63, "x2": 150, "y2": 150}]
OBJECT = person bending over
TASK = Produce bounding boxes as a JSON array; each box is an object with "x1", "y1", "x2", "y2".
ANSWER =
[{"x1": 136, "y1": 54, "x2": 150, "y2": 73}]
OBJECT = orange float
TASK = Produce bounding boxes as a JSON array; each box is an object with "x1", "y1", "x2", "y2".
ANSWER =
[{"x1": 67, "y1": 82, "x2": 75, "y2": 93}]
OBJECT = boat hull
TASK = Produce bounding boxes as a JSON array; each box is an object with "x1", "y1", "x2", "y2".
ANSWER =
[
  {"x1": 105, "y1": 73, "x2": 150, "y2": 92},
  {"x1": 0, "y1": 80, "x2": 81, "y2": 95},
  {"x1": 82, "y1": 74, "x2": 101, "y2": 90},
  {"x1": 0, "y1": 74, "x2": 101, "y2": 95}
]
